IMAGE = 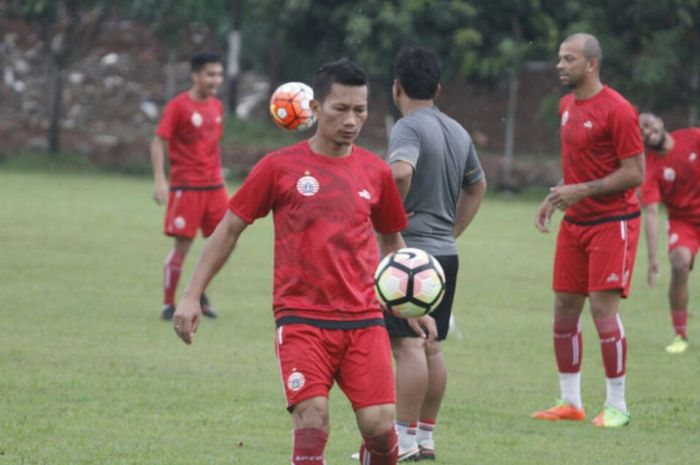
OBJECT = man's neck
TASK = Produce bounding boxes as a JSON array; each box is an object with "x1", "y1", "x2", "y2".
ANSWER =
[
  {"x1": 660, "y1": 133, "x2": 675, "y2": 154},
  {"x1": 188, "y1": 87, "x2": 208, "y2": 102},
  {"x1": 400, "y1": 99, "x2": 434, "y2": 116},
  {"x1": 308, "y1": 136, "x2": 352, "y2": 158},
  {"x1": 573, "y1": 80, "x2": 604, "y2": 100}
]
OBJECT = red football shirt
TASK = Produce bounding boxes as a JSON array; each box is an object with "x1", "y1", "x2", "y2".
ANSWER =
[
  {"x1": 641, "y1": 128, "x2": 700, "y2": 220},
  {"x1": 559, "y1": 85, "x2": 644, "y2": 222},
  {"x1": 156, "y1": 91, "x2": 224, "y2": 188},
  {"x1": 229, "y1": 140, "x2": 408, "y2": 324}
]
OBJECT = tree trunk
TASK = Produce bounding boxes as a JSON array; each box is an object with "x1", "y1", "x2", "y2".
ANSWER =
[
  {"x1": 47, "y1": 51, "x2": 63, "y2": 155},
  {"x1": 165, "y1": 48, "x2": 177, "y2": 100},
  {"x1": 227, "y1": 0, "x2": 242, "y2": 115},
  {"x1": 501, "y1": 68, "x2": 519, "y2": 190}
]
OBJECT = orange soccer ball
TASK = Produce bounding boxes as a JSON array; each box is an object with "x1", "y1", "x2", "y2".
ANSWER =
[{"x1": 269, "y1": 82, "x2": 316, "y2": 131}]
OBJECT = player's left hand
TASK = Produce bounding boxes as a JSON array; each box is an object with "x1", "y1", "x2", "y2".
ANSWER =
[
  {"x1": 173, "y1": 297, "x2": 202, "y2": 345},
  {"x1": 548, "y1": 184, "x2": 585, "y2": 210},
  {"x1": 408, "y1": 315, "x2": 437, "y2": 342}
]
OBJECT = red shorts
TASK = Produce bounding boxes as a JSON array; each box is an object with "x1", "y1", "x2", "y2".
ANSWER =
[
  {"x1": 667, "y1": 218, "x2": 700, "y2": 256},
  {"x1": 274, "y1": 324, "x2": 395, "y2": 411},
  {"x1": 553, "y1": 217, "x2": 640, "y2": 298},
  {"x1": 164, "y1": 187, "x2": 228, "y2": 239}
]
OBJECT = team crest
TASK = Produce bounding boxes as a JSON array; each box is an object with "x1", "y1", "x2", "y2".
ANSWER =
[
  {"x1": 663, "y1": 167, "x2": 676, "y2": 182},
  {"x1": 296, "y1": 171, "x2": 320, "y2": 197},
  {"x1": 287, "y1": 371, "x2": 305, "y2": 391},
  {"x1": 191, "y1": 111, "x2": 203, "y2": 127},
  {"x1": 690, "y1": 152, "x2": 697, "y2": 161},
  {"x1": 173, "y1": 216, "x2": 186, "y2": 230},
  {"x1": 561, "y1": 110, "x2": 569, "y2": 126}
]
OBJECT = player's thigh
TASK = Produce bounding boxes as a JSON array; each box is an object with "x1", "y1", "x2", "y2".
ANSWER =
[
  {"x1": 274, "y1": 324, "x2": 338, "y2": 411},
  {"x1": 430, "y1": 255, "x2": 458, "y2": 341},
  {"x1": 337, "y1": 326, "x2": 395, "y2": 411},
  {"x1": 201, "y1": 187, "x2": 229, "y2": 237},
  {"x1": 668, "y1": 219, "x2": 700, "y2": 269},
  {"x1": 164, "y1": 189, "x2": 199, "y2": 239},
  {"x1": 553, "y1": 221, "x2": 588, "y2": 294},
  {"x1": 587, "y1": 218, "x2": 640, "y2": 297}
]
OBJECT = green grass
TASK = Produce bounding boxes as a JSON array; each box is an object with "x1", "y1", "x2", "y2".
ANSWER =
[{"x1": 1, "y1": 167, "x2": 698, "y2": 464}]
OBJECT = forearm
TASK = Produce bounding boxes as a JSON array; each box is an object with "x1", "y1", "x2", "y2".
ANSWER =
[
  {"x1": 150, "y1": 138, "x2": 167, "y2": 183},
  {"x1": 453, "y1": 178, "x2": 487, "y2": 238},
  {"x1": 377, "y1": 232, "x2": 406, "y2": 257},
  {"x1": 576, "y1": 155, "x2": 644, "y2": 199},
  {"x1": 182, "y1": 218, "x2": 239, "y2": 300},
  {"x1": 644, "y1": 204, "x2": 660, "y2": 262}
]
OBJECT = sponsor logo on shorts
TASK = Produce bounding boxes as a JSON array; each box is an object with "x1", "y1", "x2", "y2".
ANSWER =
[
  {"x1": 287, "y1": 371, "x2": 305, "y2": 391},
  {"x1": 296, "y1": 172, "x2": 320, "y2": 197},
  {"x1": 173, "y1": 216, "x2": 186, "y2": 230},
  {"x1": 606, "y1": 273, "x2": 620, "y2": 283},
  {"x1": 663, "y1": 167, "x2": 676, "y2": 182},
  {"x1": 669, "y1": 233, "x2": 679, "y2": 245},
  {"x1": 191, "y1": 111, "x2": 203, "y2": 128}
]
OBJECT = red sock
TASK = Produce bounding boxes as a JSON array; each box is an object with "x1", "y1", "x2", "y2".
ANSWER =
[
  {"x1": 553, "y1": 313, "x2": 582, "y2": 373},
  {"x1": 163, "y1": 250, "x2": 184, "y2": 306},
  {"x1": 292, "y1": 428, "x2": 327, "y2": 465},
  {"x1": 359, "y1": 428, "x2": 398, "y2": 465},
  {"x1": 594, "y1": 314, "x2": 626, "y2": 378},
  {"x1": 671, "y1": 309, "x2": 688, "y2": 339}
]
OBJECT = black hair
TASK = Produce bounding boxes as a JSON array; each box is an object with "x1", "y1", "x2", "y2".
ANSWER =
[
  {"x1": 190, "y1": 52, "x2": 222, "y2": 72},
  {"x1": 393, "y1": 47, "x2": 441, "y2": 100},
  {"x1": 312, "y1": 57, "x2": 367, "y2": 102}
]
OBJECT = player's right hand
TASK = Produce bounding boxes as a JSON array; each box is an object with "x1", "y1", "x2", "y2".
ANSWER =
[
  {"x1": 173, "y1": 297, "x2": 202, "y2": 345},
  {"x1": 153, "y1": 179, "x2": 168, "y2": 205},
  {"x1": 647, "y1": 259, "x2": 660, "y2": 288},
  {"x1": 535, "y1": 198, "x2": 555, "y2": 233}
]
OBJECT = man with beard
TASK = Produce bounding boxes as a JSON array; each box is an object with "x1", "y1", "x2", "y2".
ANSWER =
[
  {"x1": 639, "y1": 112, "x2": 700, "y2": 354},
  {"x1": 533, "y1": 33, "x2": 644, "y2": 428}
]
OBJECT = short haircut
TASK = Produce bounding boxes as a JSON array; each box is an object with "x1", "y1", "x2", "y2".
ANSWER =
[
  {"x1": 394, "y1": 47, "x2": 441, "y2": 100},
  {"x1": 563, "y1": 33, "x2": 603, "y2": 63},
  {"x1": 190, "y1": 52, "x2": 222, "y2": 72},
  {"x1": 312, "y1": 57, "x2": 367, "y2": 102}
]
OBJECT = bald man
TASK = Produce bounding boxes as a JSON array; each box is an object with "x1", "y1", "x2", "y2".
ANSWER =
[{"x1": 533, "y1": 33, "x2": 645, "y2": 428}]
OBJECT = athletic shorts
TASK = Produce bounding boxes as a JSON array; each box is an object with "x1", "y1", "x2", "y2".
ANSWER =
[
  {"x1": 553, "y1": 216, "x2": 640, "y2": 298},
  {"x1": 164, "y1": 186, "x2": 228, "y2": 239},
  {"x1": 274, "y1": 324, "x2": 395, "y2": 411},
  {"x1": 667, "y1": 218, "x2": 700, "y2": 257},
  {"x1": 384, "y1": 255, "x2": 459, "y2": 341}
]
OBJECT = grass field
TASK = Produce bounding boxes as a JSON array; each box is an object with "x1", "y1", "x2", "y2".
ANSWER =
[{"x1": 1, "y1": 165, "x2": 699, "y2": 464}]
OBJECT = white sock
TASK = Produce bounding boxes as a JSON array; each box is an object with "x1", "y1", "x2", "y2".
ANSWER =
[
  {"x1": 416, "y1": 421, "x2": 434, "y2": 448},
  {"x1": 559, "y1": 372, "x2": 583, "y2": 409},
  {"x1": 606, "y1": 375, "x2": 627, "y2": 413},
  {"x1": 395, "y1": 422, "x2": 417, "y2": 451}
]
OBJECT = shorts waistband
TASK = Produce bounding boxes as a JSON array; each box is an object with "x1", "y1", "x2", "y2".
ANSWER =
[
  {"x1": 563, "y1": 211, "x2": 640, "y2": 227},
  {"x1": 170, "y1": 184, "x2": 225, "y2": 191},
  {"x1": 275, "y1": 316, "x2": 385, "y2": 329}
]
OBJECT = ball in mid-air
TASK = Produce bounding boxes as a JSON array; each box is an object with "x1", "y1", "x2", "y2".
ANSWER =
[
  {"x1": 374, "y1": 247, "x2": 446, "y2": 318},
  {"x1": 269, "y1": 81, "x2": 316, "y2": 131}
]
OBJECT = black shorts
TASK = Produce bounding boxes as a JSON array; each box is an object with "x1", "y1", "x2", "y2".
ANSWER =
[{"x1": 384, "y1": 254, "x2": 459, "y2": 341}]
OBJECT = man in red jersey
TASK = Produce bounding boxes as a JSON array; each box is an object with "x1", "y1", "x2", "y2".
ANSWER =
[
  {"x1": 173, "y1": 58, "x2": 437, "y2": 465},
  {"x1": 532, "y1": 33, "x2": 644, "y2": 428},
  {"x1": 639, "y1": 112, "x2": 700, "y2": 354},
  {"x1": 151, "y1": 52, "x2": 228, "y2": 320}
]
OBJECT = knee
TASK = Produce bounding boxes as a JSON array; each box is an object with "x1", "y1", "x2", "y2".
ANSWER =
[
  {"x1": 670, "y1": 255, "x2": 691, "y2": 278},
  {"x1": 357, "y1": 404, "x2": 395, "y2": 437},
  {"x1": 292, "y1": 401, "x2": 329, "y2": 431}
]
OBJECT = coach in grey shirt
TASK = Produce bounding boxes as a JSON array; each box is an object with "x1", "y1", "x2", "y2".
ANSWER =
[{"x1": 385, "y1": 47, "x2": 487, "y2": 462}]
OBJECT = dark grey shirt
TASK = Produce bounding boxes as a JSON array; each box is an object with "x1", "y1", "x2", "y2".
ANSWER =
[{"x1": 388, "y1": 106, "x2": 483, "y2": 255}]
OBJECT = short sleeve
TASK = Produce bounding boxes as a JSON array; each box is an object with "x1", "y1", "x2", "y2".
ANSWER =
[
  {"x1": 228, "y1": 155, "x2": 277, "y2": 224},
  {"x1": 610, "y1": 103, "x2": 644, "y2": 160},
  {"x1": 462, "y1": 142, "x2": 484, "y2": 187},
  {"x1": 156, "y1": 99, "x2": 179, "y2": 140},
  {"x1": 640, "y1": 157, "x2": 660, "y2": 206},
  {"x1": 388, "y1": 119, "x2": 421, "y2": 167},
  {"x1": 371, "y1": 165, "x2": 408, "y2": 234}
]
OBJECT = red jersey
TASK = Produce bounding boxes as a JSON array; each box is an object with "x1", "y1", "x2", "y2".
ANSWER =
[
  {"x1": 559, "y1": 85, "x2": 643, "y2": 222},
  {"x1": 641, "y1": 128, "x2": 700, "y2": 220},
  {"x1": 156, "y1": 91, "x2": 224, "y2": 188},
  {"x1": 229, "y1": 140, "x2": 407, "y2": 325}
]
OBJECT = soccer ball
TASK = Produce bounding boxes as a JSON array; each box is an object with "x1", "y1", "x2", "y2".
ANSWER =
[
  {"x1": 374, "y1": 248, "x2": 446, "y2": 318},
  {"x1": 269, "y1": 81, "x2": 316, "y2": 131}
]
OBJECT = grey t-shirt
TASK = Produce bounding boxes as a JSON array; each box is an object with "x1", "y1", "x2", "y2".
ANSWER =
[{"x1": 389, "y1": 106, "x2": 483, "y2": 255}]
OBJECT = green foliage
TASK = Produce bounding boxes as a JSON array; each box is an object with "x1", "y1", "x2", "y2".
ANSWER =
[{"x1": 2, "y1": 168, "x2": 700, "y2": 464}]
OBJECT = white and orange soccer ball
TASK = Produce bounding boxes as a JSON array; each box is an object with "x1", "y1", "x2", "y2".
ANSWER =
[
  {"x1": 374, "y1": 248, "x2": 446, "y2": 319},
  {"x1": 269, "y1": 81, "x2": 316, "y2": 131}
]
